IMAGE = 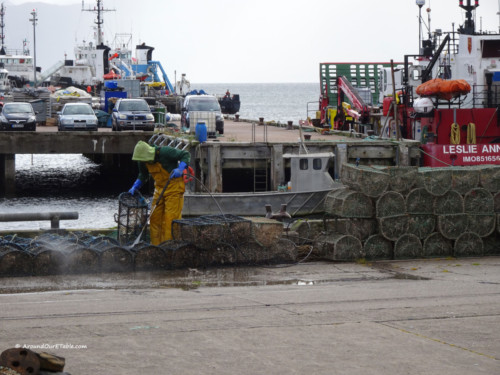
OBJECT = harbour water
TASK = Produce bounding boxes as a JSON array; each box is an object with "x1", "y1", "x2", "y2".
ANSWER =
[
  {"x1": 192, "y1": 82, "x2": 319, "y2": 124},
  {"x1": 0, "y1": 83, "x2": 320, "y2": 231}
]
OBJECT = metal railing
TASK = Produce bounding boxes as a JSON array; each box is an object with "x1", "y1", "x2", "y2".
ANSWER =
[
  {"x1": 0, "y1": 212, "x2": 79, "y2": 229},
  {"x1": 307, "y1": 100, "x2": 319, "y2": 120}
]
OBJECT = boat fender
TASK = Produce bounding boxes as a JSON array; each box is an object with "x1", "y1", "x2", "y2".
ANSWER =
[
  {"x1": 450, "y1": 123, "x2": 460, "y2": 145},
  {"x1": 467, "y1": 123, "x2": 476, "y2": 144}
]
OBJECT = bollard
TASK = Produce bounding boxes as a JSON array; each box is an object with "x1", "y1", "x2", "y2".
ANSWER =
[{"x1": 235, "y1": 114, "x2": 240, "y2": 122}]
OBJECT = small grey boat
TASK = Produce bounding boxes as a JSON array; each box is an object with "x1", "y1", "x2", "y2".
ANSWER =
[{"x1": 182, "y1": 152, "x2": 339, "y2": 217}]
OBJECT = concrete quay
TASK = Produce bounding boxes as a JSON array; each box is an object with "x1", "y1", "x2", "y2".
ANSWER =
[
  {"x1": 0, "y1": 257, "x2": 499, "y2": 374},
  {"x1": 32, "y1": 118, "x2": 356, "y2": 142}
]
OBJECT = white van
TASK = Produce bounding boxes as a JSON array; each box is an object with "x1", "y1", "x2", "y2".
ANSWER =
[{"x1": 181, "y1": 94, "x2": 224, "y2": 135}]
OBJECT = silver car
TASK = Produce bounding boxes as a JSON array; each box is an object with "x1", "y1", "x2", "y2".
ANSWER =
[{"x1": 58, "y1": 103, "x2": 98, "y2": 131}]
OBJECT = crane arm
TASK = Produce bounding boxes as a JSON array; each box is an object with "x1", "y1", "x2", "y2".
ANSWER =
[{"x1": 337, "y1": 76, "x2": 370, "y2": 121}]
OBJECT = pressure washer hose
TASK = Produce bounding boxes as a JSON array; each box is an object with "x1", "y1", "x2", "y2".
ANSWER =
[{"x1": 129, "y1": 176, "x2": 174, "y2": 247}]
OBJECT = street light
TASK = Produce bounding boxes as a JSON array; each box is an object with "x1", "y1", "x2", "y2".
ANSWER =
[
  {"x1": 29, "y1": 9, "x2": 37, "y2": 87},
  {"x1": 416, "y1": 0, "x2": 425, "y2": 55}
]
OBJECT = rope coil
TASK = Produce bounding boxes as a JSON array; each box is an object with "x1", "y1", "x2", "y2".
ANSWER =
[
  {"x1": 450, "y1": 123, "x2": 460, "y2": 145},
  {"x1": 467, "y1": 122, "x2": 476, "y2": 144}
]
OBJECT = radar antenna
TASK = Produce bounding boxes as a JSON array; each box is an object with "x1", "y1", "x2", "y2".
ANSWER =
[{"x1": 458, "y1": 0, "x2": 479, "y2": 35}]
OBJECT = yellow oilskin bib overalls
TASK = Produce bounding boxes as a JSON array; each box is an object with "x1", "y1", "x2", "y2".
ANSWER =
[{"x1": 146, "y1": 162, "x2": 185, "y2": 245}]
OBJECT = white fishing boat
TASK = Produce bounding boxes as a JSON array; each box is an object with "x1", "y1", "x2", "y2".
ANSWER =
[
  {"x1": 0, "y1": 63, "x2": 10, "y2": 93},
  {"x1": 44, "y1": 0, "x2": 174, "y2": 93},
  {"x1": 0, "y1": 4, "x2": 36, "y2": 89}
]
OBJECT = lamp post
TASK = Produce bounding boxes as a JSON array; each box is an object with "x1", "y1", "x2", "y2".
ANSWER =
[
  {"x1": 416, "y1": 0, "x2": 425, "y2": 55},
  {"x1": 29, "y1": 8, "x2": 37, "y2": 87}
]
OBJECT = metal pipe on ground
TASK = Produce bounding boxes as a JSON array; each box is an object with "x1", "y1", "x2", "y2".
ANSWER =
[{"x1": 0, "y1": 212, "x2": 79, "y2": 229}]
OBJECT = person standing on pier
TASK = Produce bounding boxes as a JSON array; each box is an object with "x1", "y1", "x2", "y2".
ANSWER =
[{"x1": 128, "y1": 141, "x2": 191, "y2": 245}]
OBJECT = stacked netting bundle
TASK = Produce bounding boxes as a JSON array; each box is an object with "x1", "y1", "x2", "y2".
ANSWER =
[
  {"x1": 318, "y1": 163, "x2": 500, "y2": 261},
  {"x1": 0, "y1": 215, "x2": 296, "y2": 277}
]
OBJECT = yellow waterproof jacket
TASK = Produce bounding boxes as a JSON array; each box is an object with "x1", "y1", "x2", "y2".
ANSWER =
[
  {"x1": 135, "y1": 146, "x2": 191, "y2": 245},
  {"x1": 136, "y1": 145, "x2": 190, "y2": 184}
]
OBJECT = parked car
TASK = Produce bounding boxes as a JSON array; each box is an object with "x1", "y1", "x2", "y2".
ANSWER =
[
  {"x1": 0, "y1": 102, "x2": 37, "y2": 131},
  {"x1": 57, "y1": 102, "x2": 98, "y2": 131},
  {"x1": 181, "y1": 94, "x2": 224, "y2": 135},
  {"x1": 111, "y1": 98, "x2": 155, "y2": 131}
]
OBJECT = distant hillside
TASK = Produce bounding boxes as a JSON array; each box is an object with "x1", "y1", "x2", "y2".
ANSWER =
[{"x1": 2, "y1": 1, "x2": 95, "y2": 73}]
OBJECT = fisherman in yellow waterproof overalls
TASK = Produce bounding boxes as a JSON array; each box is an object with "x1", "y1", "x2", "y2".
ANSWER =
[{"x1": 128, "y1": 140, "x2": 191, "y2": 245}]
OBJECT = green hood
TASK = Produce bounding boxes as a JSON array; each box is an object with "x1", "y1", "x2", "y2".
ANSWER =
[{"x1": 132, "y1": 141, "x2": 155, "y2": 162}]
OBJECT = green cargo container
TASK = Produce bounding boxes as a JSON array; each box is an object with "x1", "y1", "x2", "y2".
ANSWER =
[{"x1": 319, "y1": 62, "x2": 398, "y2": 107}]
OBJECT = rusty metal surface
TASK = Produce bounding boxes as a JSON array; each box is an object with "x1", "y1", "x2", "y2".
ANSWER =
[{"x1": 0, "y1": 349, "x2": 40, "y2": 375}]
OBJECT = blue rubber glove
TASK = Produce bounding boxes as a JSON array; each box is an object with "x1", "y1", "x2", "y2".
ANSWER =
[
  {"x1": 128, "y1": 179, "x2": 142, "y2": 195},
  {"x1": 170, "y1": 161, "x2": 187, "y2": 179}
]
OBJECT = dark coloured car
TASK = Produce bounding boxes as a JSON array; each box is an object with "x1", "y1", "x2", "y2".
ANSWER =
[
  {"x1": 58, "y1": 103, "x2": 98, "y2": 131},
  {"x1": 0, "y1": 102, "x2": 37, "y2": 131},
  {"x1": 111, "y1": 98, "x2": 155, "y2": 131}
]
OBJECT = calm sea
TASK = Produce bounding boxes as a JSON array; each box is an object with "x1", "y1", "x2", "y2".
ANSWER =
[
  {"x1": 0, "y1": 83, "x2": 321, "y2": 230},
  {"x1": 192, "y1": 82, "x2": 320, "y2": 124}
]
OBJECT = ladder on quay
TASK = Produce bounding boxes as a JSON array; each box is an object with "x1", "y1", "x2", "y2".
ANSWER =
[{"x1": 253, "y1": 159, "x2": 268, "y2": 192}]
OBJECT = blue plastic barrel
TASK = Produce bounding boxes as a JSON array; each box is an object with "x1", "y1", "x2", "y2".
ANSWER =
[{"x1": 195, "y1": 121, "x2": 207, "y2": 143}]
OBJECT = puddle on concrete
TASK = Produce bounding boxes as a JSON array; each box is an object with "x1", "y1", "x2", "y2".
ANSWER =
[
  {"x1": 0, "y1": 263, "x2": 388, "y2": 293},
  {"x1": 0, "y1": 261, "x2": 421, "y2": 294},
  {"x1": 0, "y1": 267, "x2": 312, "y2": 293}
]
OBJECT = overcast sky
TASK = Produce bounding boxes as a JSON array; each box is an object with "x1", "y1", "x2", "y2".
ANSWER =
[{"x1": 4, "y1": 0, "x2": 500, "y2": 83}]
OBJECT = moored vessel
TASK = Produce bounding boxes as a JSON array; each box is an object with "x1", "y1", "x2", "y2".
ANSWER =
[{"x1": 319, "y1": 0, "x2": 500, "y2": 167}]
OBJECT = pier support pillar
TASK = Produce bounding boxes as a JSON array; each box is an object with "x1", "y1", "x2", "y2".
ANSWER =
[
  {"x1": 335, "y1": 144, "x2": 347, "y2": 180},
  {"x1": 0, "y1": 154, "x2": 16, "y2": 197},
  {"x1": 207, "y1": 144, "x2": 222, "y2": 193},
  {"x1": 397, "y1": 144, "x2": 410, "y2": 166},
  {"x1": 271, "y1": 144, "x2": 284, "y2": 189}
]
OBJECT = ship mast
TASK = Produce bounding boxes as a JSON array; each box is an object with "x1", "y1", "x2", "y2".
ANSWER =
[
  {"x1": 458, "y1": 0, "x2": 479, "y2": 35},
  {"x1": 498, "y1": 0, "x2": 500, "y2": 33},
  {"x1": 0, "y1": 3, "x2": 5, "y2": 54},
  {"x1": 82, "y1": 0, "x2": 115, "y2": 46}
]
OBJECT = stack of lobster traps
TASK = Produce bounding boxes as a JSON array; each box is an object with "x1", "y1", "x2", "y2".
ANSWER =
[{"x1": 317, "y1": 163, "x2": 500, "y2": 260}]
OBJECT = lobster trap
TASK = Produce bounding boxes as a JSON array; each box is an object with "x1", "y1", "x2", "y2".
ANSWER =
[
  {"x1": 115, "y1": 192, "x2": 149, "y2": 245},
  {"x1": 172, "y1": 214, "x2": 252, "y2": 250}
]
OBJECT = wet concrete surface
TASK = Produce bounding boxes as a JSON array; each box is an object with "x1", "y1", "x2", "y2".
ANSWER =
[
  {"x1": 0, "y1": 261, "x2": 388, "y2": 293},
  {"x1": 1, "y1": 258, "x2": 499, "y2": 374}
]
